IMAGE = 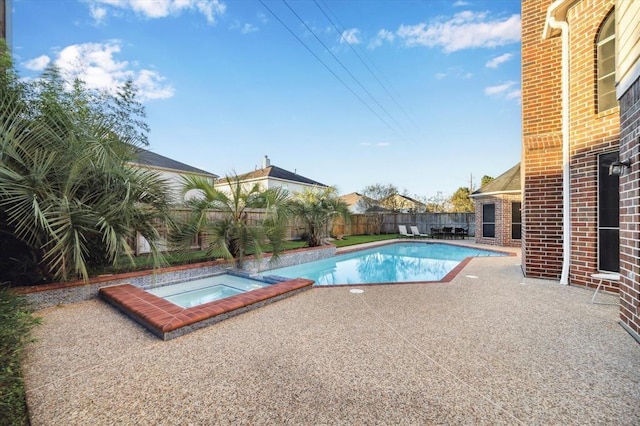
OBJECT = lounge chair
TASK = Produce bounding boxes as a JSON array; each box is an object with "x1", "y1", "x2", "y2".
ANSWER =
[
  {"x1": 410, "y1": 226, "x2": 429, "y2": 238},
  {"x1": 398, "y1": 225, "x2": 415, "y2": 237}
]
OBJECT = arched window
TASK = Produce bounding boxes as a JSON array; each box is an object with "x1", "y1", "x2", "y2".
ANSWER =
[{"x1": 596, "y1": 11, "x2": 616, "y2": 113}]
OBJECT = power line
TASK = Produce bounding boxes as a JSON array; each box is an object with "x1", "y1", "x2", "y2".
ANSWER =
[
  {"x1": 257, "y1": 0, "x2": 402, "y2": 137},
  {"x1": 282, "y1": 0, "x2": 409, "y2": 138},
  {"x1": 315, "y1": 0, "x2": 421, "y2": 131}
]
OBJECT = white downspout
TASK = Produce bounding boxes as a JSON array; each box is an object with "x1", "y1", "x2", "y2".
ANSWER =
[{"x1": 546, "y1": 14, "x2": 571, "y2": 285}]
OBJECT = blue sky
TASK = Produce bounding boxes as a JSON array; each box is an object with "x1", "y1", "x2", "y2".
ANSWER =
[{"x1": 12, "y1": 0, "x2": 521, "y2": 200}]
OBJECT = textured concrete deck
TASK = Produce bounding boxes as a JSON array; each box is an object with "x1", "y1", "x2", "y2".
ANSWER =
[{"x1": 23, "y1": 245, "x2": 640, "y2": 425}]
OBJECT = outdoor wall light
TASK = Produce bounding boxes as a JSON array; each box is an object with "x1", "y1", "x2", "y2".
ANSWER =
[{"x1": 609, "y1": 159, "x2": 632, "y2": 176}]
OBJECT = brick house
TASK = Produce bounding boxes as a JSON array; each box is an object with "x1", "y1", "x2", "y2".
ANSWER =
[
  {"x1": 522, "y1": 0, "x2": 639, "y2": 342},
  {"x1": 469, "y1": 163, "x2": 521, "y2": 247}
]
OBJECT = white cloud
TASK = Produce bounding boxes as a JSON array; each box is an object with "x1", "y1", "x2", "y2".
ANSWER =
[
  {"x1": 23, "y1": 55, "x2": 51, "y2": 71},
  {"x1": 486, "y1": 52, "x2": 513, "y2": 68},
  {"x1": 52, "y1": 41, "x2": 174, "y2": 102},
  {"x1": 134, "y1": 69, "x2": 175, "y2": 100},
  {"x1": 485, "y1": 80, "x2": 520, "y2": 101},
  {"x1": 241, "y1": 23, "x2": 259, "y2": 34},
  {"x1": 434, "y1": 67, "x2": 473, "y2": 80},
  {"x1": 453, "y1": 1, "x2": 470, "y2": 6},
  {"x1": 484, "y1": 81, "x2": 514, "y2": 96},
  {"x1": 505, "y1": 89, "x2": 521, "y2": 100},
  {"x1": 88, "y1": 0, "x2": 226, "y2": 24},
  {"x1": 368, "y1": 29, "x2": 395, "y2": 50},
  {"x1": 90, "y1": 4, "x2": 108, "y2": 23},
  {"x1": 340, "y1": 28, "x2": 361, "y2": 45},
  {"x1": 396, "y1": 11, "x2": 521, "y2": 53}
]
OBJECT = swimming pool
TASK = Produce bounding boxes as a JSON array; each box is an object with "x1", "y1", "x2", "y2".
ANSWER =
[
  {"x1": 148, "y1": 274, "x2": 271, "y2": 308},
  {"x1": 264, "y1": 242, "x2": 506, "y2": 285}
]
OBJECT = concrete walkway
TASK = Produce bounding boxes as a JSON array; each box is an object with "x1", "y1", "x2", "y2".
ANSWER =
[{"x1": 23, "y1": 247, "x2": 640, "y2": 425}]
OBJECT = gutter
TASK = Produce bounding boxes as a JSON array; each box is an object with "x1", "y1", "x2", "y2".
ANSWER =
[
  {"x1": 468, "y1": 190, "x2": 521, "y2": 199},
  {"x1": 544, "y1": 0, "x2": 574, "y2": 285}
]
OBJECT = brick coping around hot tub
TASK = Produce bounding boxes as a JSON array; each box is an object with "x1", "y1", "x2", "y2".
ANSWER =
[{"x1": 99, "y1": 278, "x2": 314, "y2": 340}]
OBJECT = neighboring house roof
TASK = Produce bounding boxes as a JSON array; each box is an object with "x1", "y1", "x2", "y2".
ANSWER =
[
  {"x1": 396, "y1": 194, "x2": 425, "y2": 205},
  {"x1": 470, "y1": 163, "x2": 521, "y2": 198},
  {"x1": 339, "y1": 192, "x2": 386, "y2": 212},
  {"x1": 219, "y1": 165, "x2": 328, "y2": 187},
  {"x1": 131, "y1": 148, "x2": 217, "y2": 178},
  {"x1": 339, "y1": 192, "x2": 361, "y2": 205},
  {"x1": 382, "y1": 193, "x2": 426, "y2": 207}
]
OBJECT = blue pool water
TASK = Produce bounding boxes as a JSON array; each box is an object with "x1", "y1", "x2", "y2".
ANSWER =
[
  {"x1": 264, "y1": 242, "x2": 505, "y2": 286},
  {"x1": 148, "y1": 274, "x2": 272, "y2": 308}
]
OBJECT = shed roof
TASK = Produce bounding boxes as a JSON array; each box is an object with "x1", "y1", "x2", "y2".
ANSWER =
[{"x1": 470, "y1": 163, "x2": 521, "y2": 197}]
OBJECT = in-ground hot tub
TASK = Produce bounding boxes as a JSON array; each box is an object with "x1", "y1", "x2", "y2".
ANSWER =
[{"x1": 100, "y1": 272, "x2": 313, "y2": 340}]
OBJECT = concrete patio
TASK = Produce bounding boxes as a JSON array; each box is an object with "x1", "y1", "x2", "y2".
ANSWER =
[{"x1": 23, "y1": 246, "x2": 640, "y2": 425}]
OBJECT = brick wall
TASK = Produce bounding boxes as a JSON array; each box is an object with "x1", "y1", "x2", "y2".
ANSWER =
[
  {"x1": 474, "y1": 194, "x2": 522, "y2": 247},
  {"x1": 618, "y1": 77, "x2": 640, "y2": 341},
  {"x1": 522, "y1": 0, "x2": 620, "y2": 285},
  {"x1": 522, "y1": 0, "x2": 564, "y2": 279},
  {"x1": 567, "y1": 0, "x2": 619, "y2": 290}
]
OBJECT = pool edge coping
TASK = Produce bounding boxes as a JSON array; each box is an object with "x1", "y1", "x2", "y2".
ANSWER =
[
  {"x1": 304, "y1": 239, "x2": 517, "y2": 287},
  {"x1": 99, "y1": 278, "x2": 314, "y2": 340}
]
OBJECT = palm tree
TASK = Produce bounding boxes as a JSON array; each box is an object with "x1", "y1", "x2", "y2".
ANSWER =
[
  {"x1": 0, "y1": 53, "x2": 172, "y2": 284},
  {"x1": 175, "y1": 175, "x2": 291, "y2": 267},
  {"x1": 291, "y1": 186, "x2": 350, "y2": 247}
]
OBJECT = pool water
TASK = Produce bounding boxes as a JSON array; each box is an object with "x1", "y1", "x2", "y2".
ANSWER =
[
  {"x1": 148, "y1": 274, "x2": 271, "y2": 308},
  {"x1": 265, "y1": 242, "x2": 505, "y2": 286}
]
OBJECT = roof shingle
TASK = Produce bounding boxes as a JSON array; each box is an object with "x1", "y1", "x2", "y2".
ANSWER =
[
  {"x1": 131, "y1": 148, "x2": 217, "y2": 177},
  {"x1": 471, "y1": 163, "x2": 521, "y2": 197}
]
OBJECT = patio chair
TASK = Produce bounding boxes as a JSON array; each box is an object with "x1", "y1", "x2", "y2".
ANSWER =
[
  {"x1": 442, "y1": 227, "x2": 454, "y2": 239},
  {"x1": 454, "y1": 227, "x2": 468, "y2": 239},
  {"x1": 398, "y1": 225, "x2": 415, "y2": 237},
  {"x1": 431, "y1": 227, "x2": 443, "y2": 239},
  {"x1": 410, "y1": 226, "x2": 429, "y2": 238}
]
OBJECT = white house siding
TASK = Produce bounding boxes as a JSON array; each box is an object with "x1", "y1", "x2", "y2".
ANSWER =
[{"x1": 616, "y1": 0, "x2": 640, "y2": 98}]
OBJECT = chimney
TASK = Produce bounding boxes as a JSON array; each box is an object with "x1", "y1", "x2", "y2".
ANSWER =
[{"x1": 262, "y1": 155, "x2": 270, "y2": 168}]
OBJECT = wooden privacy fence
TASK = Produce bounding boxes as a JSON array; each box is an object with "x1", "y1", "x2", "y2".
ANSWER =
[
  {"x1": 136, "y1": 209, "x2": 475, "y2": 254},
  {"x1": 331, "y1": 213, "x2": 475, "y2": 236},
  {"x1": 168, "y1": 207, "x2": 309, "y2": 240}
]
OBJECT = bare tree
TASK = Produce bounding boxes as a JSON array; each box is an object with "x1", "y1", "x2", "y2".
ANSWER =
[{"x1": 359, "y1": 184, "x2": 397, "y2": 234}]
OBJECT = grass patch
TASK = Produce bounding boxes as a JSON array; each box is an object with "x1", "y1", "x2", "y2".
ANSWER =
[{"x1": 332, "y1": 233, "x2": 398, "y2": 248}]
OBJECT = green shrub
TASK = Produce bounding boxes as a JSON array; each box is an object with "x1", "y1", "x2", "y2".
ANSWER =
[{"x1": 0, "y1": 287, "x2": 40, "y2": 426}]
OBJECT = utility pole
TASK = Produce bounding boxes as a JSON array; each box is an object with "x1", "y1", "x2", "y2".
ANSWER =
[{"x1": 0, "y1": 0, "x2": 11, "y2": 48}]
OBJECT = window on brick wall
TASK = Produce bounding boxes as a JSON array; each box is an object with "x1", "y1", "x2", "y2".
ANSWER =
[
  {"x1": 511, "y1": 202, "x2": 522, "y2": 240},
  {"x1": 598, "y1": 152, "x2": 619, "y2": 272},
  {"x1": 482, "y1": 203, "x2": 495, "y2": 238},
  {"x1": 596, "y1": 11, "x2": 616, "y2": 113}
]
